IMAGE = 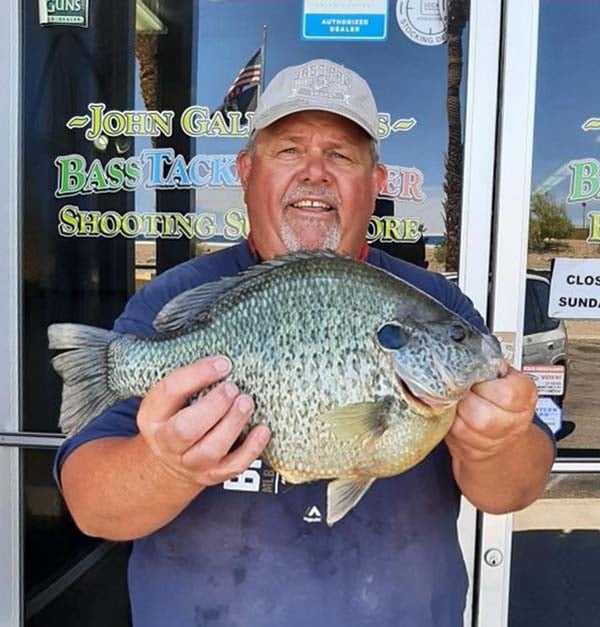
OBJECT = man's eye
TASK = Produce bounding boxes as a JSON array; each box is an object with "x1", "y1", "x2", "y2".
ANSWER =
[
  {"x1": 331, "y1": 151, "x2": 351, "y2": 161},
  {"x1": 279, "y1": 147, "x2": 298, "y2": 155}
]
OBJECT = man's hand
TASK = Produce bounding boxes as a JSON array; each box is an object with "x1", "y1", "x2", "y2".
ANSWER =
[
  {"x1": 60, "y1": 355, "x2": 271, "y2": 540},
  {"x1": 137, "y1": 356, "x2": 271, "y2": 489},
  {"x1": 445, "y1": 368, "x2": 538, "y2": 463},
  {"x1": 445, "y1": 368, "x2": 554, "y2": 514}
]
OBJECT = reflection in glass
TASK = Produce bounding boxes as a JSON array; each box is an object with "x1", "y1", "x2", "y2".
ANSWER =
[
  {"x1": 23, "y1": 449, "x2": 131, "y2": 627},
  {"x1": 525, "y1": 0, "x2": 600, "y2": 453},
  {"x1": 509, "y1": 473, "x2": 600, "y2": 627}
]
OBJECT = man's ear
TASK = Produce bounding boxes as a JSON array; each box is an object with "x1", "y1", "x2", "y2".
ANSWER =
[
  {"x1": 236, "y1": 150, "x2": 252, "y2": 191},
  {"x1": 372, "y1": 164, "x2": 387, "y2": 198}
]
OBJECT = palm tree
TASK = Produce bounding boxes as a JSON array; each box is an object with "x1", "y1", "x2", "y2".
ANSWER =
[{"x1": 443, "y1": 0, "x2": 469, "y2": 272}]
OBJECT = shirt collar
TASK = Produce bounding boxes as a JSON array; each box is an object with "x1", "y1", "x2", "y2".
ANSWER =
[{"x1": 246, "y1": 232, "x2": 369, "y2": 262}]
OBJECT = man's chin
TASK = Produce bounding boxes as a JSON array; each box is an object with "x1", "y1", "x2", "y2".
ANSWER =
[{"x1": 280, "y1": 219, "x2": 341, "y2": 252}]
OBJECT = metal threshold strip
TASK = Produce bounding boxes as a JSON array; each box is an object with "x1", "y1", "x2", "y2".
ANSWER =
[{"x1": 0, "y1": 432, "x2": 65, "y2": 448}]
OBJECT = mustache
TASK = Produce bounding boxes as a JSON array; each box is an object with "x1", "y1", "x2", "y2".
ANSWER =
[{"x1": 281, "y1": 186, "x2": 341, "y2": 210}]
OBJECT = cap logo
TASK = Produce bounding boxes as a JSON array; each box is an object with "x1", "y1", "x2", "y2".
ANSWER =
[{"x1": 290, "y1": 62, "x2": 352, "y2": 104}]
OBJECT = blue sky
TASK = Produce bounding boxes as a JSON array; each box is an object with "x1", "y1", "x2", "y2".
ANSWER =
[{"x1": 532, "y1": 1, "x2": 600, "y2": 224}]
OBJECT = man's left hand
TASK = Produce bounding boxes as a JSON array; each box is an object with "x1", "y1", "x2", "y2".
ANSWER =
[{"x1": 445, "y1": 368, "x2": 538, "y2": 463}]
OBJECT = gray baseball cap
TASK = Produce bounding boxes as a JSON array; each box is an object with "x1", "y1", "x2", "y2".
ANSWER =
[{"x1": 251, "y1": 59, "x2": 379, "y2": 142}]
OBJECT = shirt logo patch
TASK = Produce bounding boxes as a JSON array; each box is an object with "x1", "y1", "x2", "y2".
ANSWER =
[
  {"x1": 303, "y1": 505, "x2": 323, "y2": 524},
  {"x1": 223, "y1": 459, "x2": 281, "y2": 494}
]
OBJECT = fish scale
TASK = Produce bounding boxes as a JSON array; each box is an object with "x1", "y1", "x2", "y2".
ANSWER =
[{"x1": 48, "y1": 250, "x2": 506, "y2": 525}]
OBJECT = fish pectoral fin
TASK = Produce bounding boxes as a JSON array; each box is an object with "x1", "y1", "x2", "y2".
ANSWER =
[
  {"x1": 327, "y1": 478, "x2": 375, "y2": 526},
  {"x1": 318, "y1": 397, "x2": 392, "y2": 444}
]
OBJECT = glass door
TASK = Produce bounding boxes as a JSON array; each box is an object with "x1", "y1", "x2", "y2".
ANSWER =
[
  {"x1": 477, "y1": 1, "x2": 600, "y2": 625},
  {"x1": 1, "y1": 1, "x2": 505, "y2": 625}
]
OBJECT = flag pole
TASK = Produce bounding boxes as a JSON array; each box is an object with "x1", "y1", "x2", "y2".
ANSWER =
[{"x1": 259, "y1": 24, "x2": 267, "y2": 99}]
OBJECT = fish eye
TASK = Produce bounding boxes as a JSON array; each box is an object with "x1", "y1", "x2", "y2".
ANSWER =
[
  {"x1": 377, "y1": 323, "x2": 409, "y2": 351},
  {"x1": 450, "y1": 324, "x2": 467, "y2": 342}
]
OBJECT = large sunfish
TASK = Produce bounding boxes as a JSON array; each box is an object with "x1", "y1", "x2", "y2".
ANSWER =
[{"x1": 49, "y1": 251, "x2": 507, "y2": 525}]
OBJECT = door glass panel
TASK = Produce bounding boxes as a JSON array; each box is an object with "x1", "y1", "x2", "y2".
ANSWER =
[
  {"x1": 523, "y1": 0, "x2": 600, "y2": 452},
  {"x1": 509, "y1": 472, "x2": 600, "y2": 626},
  {"x1": 23, "y1": 448, "x2": 131, "y2": 627}
]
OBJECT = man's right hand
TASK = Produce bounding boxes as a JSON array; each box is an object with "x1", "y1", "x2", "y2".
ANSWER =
[
  {"x1": 137, "y1": 356, "x2": 272, "y2": 489},
  {"x1": 60, "y1": 355, "x2": 271, "y2": 540}
]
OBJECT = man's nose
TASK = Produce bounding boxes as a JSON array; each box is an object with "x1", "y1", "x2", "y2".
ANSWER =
[{"x1": 298, "y1": 153, "x2": 332, "y2": 184}]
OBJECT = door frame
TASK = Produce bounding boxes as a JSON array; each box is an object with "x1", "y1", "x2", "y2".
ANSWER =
[
  {"x1": 0, "y1": 2, "x2": 23, "y2": 625},
  {"x1": 456, "y1": 0, "x2": 503, "y2": 624}
]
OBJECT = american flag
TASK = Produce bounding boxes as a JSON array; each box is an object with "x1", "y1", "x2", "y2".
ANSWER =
[{"x1": 218, "y1": 48, "x2": 262, "y2": 115}]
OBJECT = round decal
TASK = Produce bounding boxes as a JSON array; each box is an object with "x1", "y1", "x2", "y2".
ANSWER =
[{"x1": 396, "y1": 0, "x2": 448, "y2": 46}]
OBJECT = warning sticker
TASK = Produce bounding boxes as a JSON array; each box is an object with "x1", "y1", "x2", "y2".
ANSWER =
[{"x1": 523, "y1": 364, "x2": 565, "y2": 396}]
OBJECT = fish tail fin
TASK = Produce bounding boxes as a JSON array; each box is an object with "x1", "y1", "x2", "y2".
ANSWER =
[{"x1": 48, "y1": 323, "x2": 120, "y2": 436}]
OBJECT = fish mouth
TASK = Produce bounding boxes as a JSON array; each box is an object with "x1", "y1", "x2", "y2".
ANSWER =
[{"x1": 396, "y1": 374, "x2": 456, "y2": 414}]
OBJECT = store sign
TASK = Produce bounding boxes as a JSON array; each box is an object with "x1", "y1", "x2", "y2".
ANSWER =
[
  {"x1": 534, "y1": 397, "x2": 562, "y2": 435},
  {"x1": 302, "y1": 0, "x2": 388, "y2": 41},
  {"x1": 523, "y1": 364, "x2": 565, "y2": 396},
  {"x1": 56, "y1": 103, "x2": 428, "y2": 241},
  {"x1": 548, "y1": 258, "x2": 600, "y2": 319},
  {"x1": 39, "y1": 0, "x2": 89, "y2": 27}
]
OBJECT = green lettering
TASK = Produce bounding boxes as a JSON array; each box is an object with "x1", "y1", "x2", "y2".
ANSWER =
[
  {"x1": 55, "y1": 154, "x2": 87, "y2": 197},
  {"x1": 106, "y1": 159, "x2": 125, "y2": 190},
  {"x1": 98, "y1": 212, "x2": 121, "y2": 237},
  {"x1": 223, "y1": 209, "x2": 248, "y2": 239},
  {"x1": 172, "y1": 213, "x2": 193, "y2": 238},
  {"x1": 120, "y1": 213, "x2": 143, "y2": 237},
  {"x1": 193, "y1": 214, "x2": 217, "y2": 239},
  {"x1": 367, "y1": 216, "x2": 383, "y2": 242},
  {"x1": 568, "y1": 159, "x2": 600, "y2": 202},
  {"x1": 124, "y1": 158, "x2": 142, "y2": 190},
  {"x1": 587, "y1": 212, "x2": 600, "y2": 243},
  {"x1": 382, "y1": 217, "x2": 402, "y2": 243},
  {"x1": 83, "y1": 160, "x2": 110, "y2": 193},
  {"x1": 142, "y1": 213, "x2": 161, "y2": 238},
  {"x1": 57, "y1": 204, "x2": 79, "y2": 236}
]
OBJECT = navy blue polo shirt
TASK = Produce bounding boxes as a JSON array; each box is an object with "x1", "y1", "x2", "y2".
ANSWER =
[{"x1": 54, "y1": 241, "x2": 551, "y2": 627}]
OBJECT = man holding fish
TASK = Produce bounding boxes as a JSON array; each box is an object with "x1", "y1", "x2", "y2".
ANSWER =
[{"x1": 53, "y1": 59, "x2": 555, "y2": 626}]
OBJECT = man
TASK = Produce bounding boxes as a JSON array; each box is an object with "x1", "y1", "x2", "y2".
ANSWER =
[{"x1": 55, "y1": 59, "x2": 554, "y2": 626}]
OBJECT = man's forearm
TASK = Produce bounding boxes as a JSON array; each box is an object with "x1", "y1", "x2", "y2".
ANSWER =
[
  {"x1": 451, "y1": 423, "x2": 555, "y2": 514},
  {"x1": 60, "y1": 436, "x2": 203, "y2": 541}
]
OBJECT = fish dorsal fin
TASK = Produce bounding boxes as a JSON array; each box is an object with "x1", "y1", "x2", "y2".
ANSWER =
[
  {"x1": 318, "y1": 398, "x2": 392, "y2": 446},
  {"x1": 327, "y1": 478, "x2": 375, "y2": 526},
  {"x1": 153, "y1": 249, "x2": 350, "y2": 333}
]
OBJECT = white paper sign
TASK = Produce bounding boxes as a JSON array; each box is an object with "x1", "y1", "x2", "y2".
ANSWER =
[
  {"x1": 548, "y1": 258, "x2": 600, "y2": 319},
  {"x1": 523, "y1": 365, "x2": 565, "y2": 396},
  {"x1": 535, "y1": 397, "x2": 562, "y2": 435}
]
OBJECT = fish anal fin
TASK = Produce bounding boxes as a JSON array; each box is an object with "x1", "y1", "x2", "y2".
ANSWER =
[{"x1": 327, "y1": 477, "x2": 375, "y2": 526}]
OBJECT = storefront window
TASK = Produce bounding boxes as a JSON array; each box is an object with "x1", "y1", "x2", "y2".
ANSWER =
[
  {"x1": 20, "y1": 1, "x2": 472, "y2": 624},
  {"x1": 523, "y1": 0, "x2": 600, "y2": 454}
]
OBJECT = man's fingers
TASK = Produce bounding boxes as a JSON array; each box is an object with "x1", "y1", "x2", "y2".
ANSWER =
[
  {"x1": 157, "y1": 381, "x2": 240, "y2": 455},
  {"x1": 202, "y1": 424, "x2": 272, "y2": 485},
  {"x1": 470, "y1": 369, "x2": 537, "y2": 413},
  {"x1": 181, "y1": 394, "x2": 256, "y2": 469},
  {"x1": 139, "y1": 356, "x2": 232, "y2": 425}
]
